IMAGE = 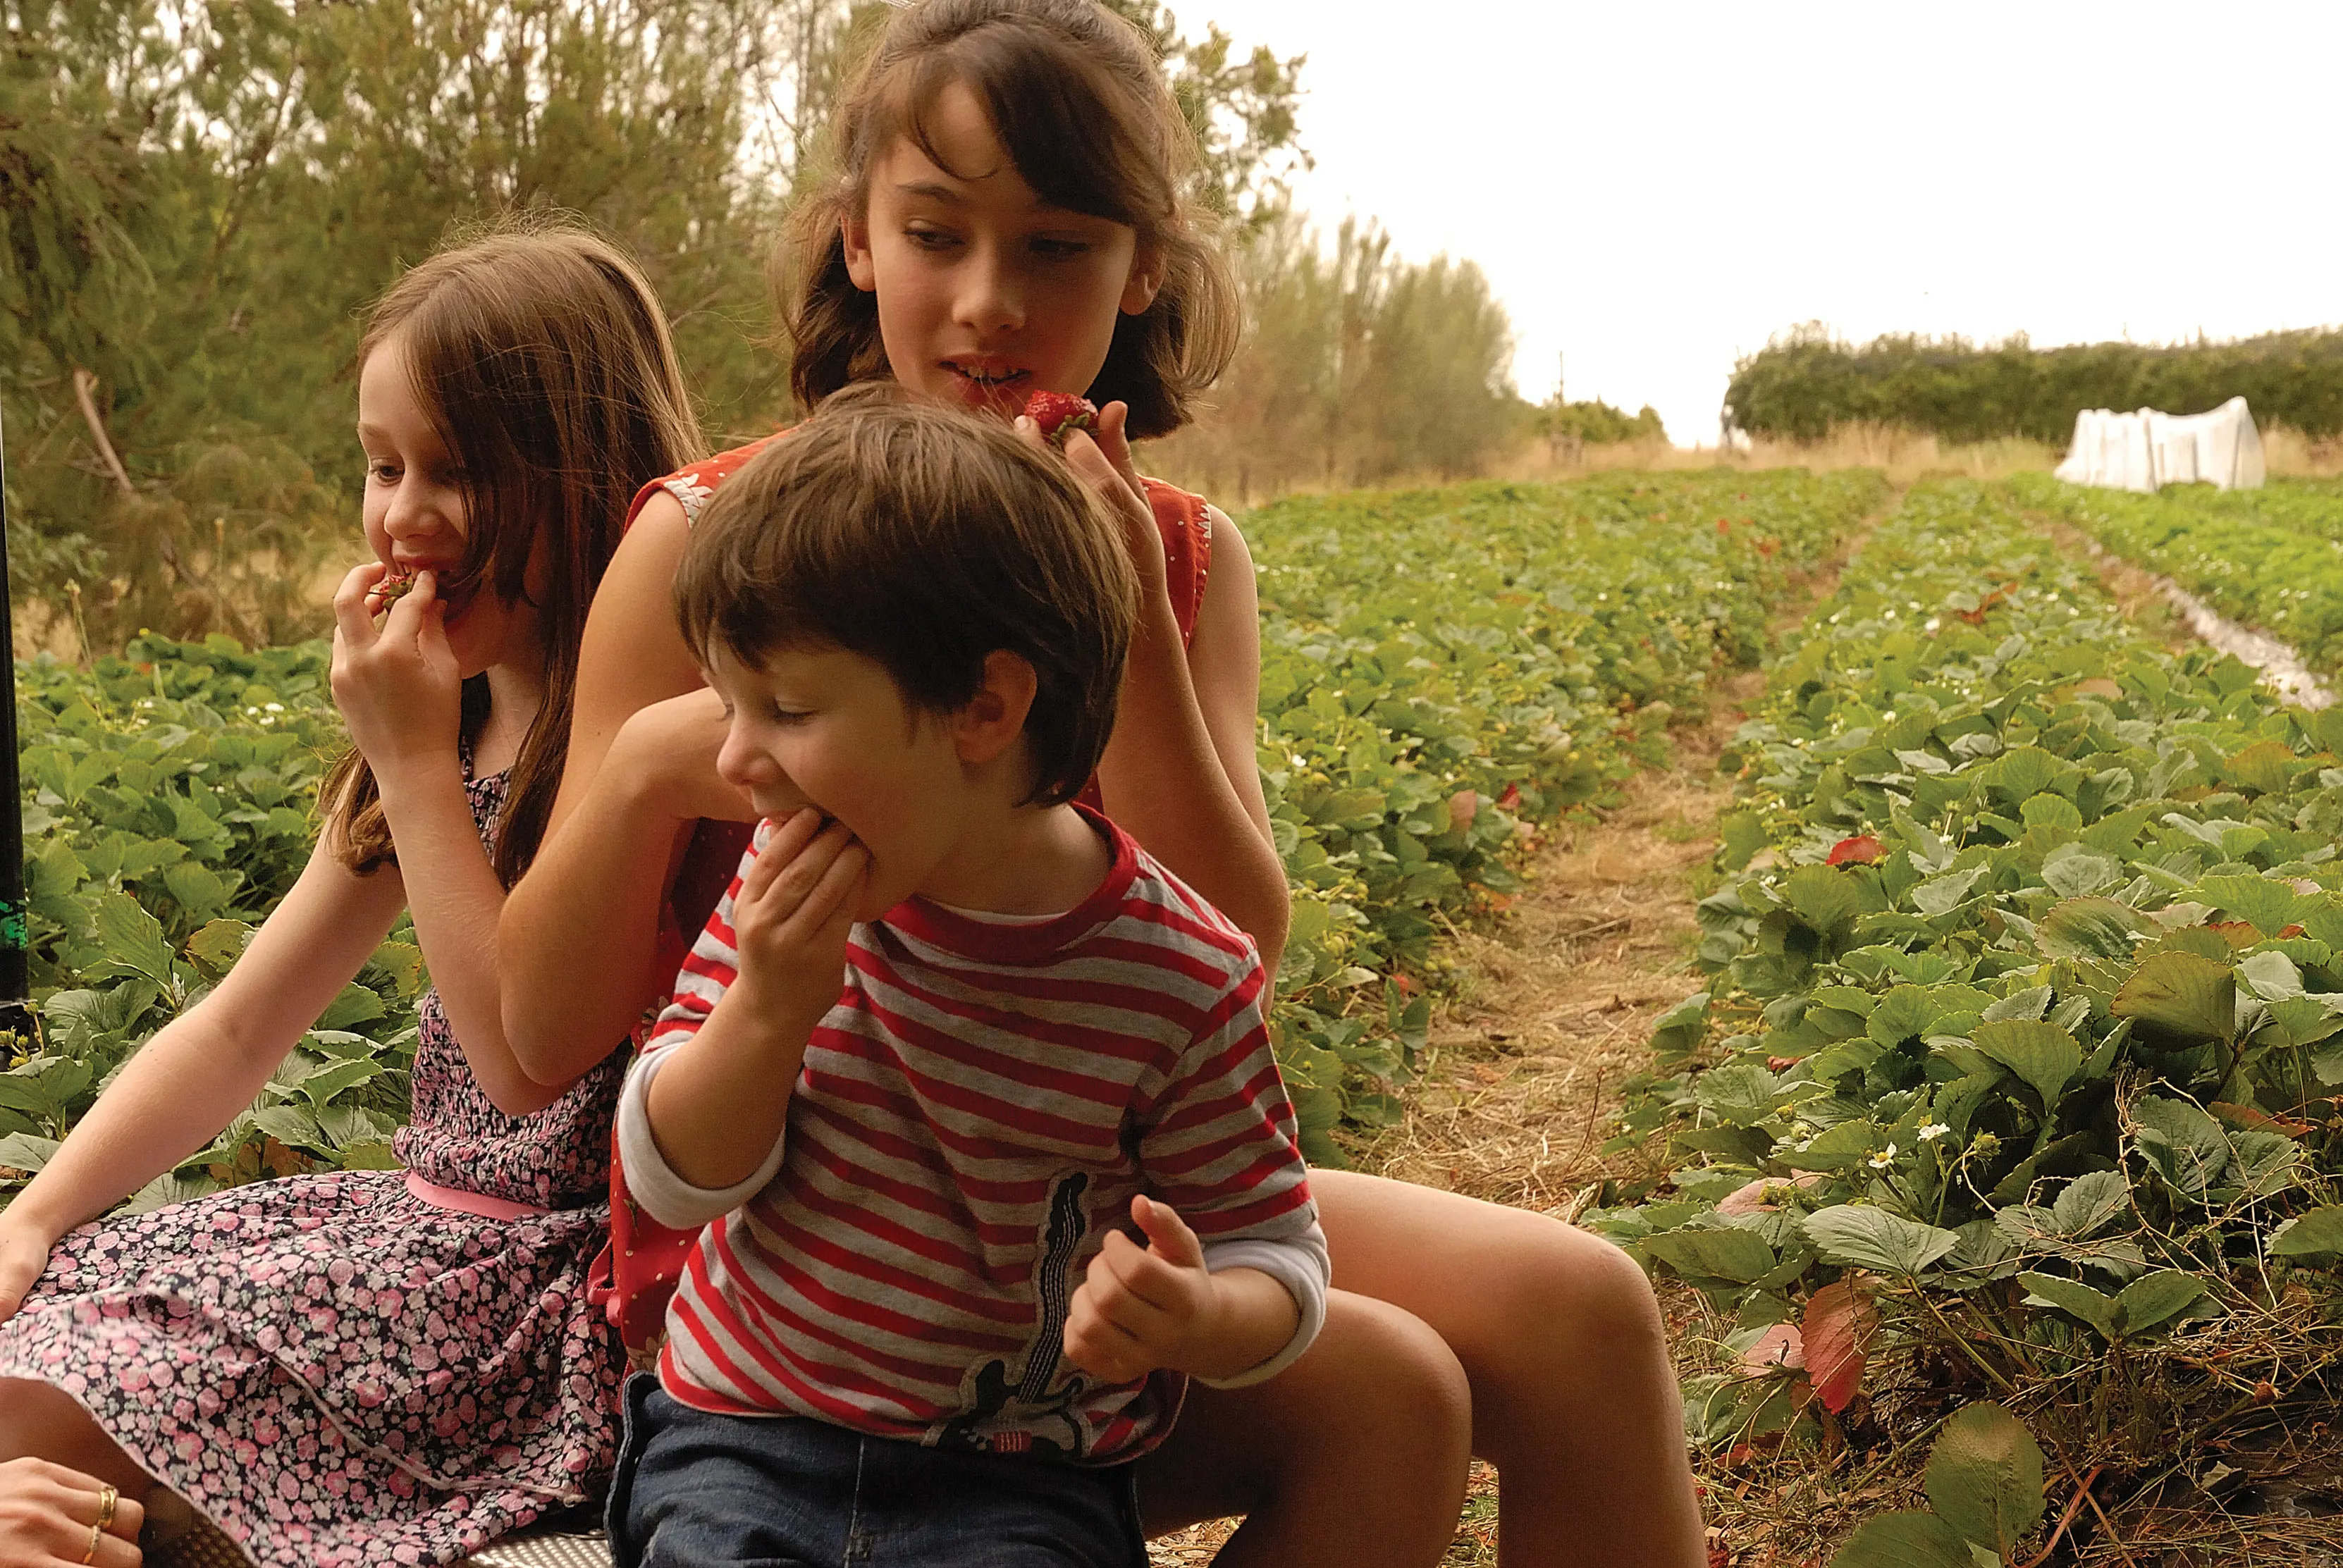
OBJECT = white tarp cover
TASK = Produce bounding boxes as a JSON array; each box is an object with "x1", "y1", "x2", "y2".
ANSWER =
[{"x1": 2055, "y1": 395, "x2": 2265, "y2": 492}]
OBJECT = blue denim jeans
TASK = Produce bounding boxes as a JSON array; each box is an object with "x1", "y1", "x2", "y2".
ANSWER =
[{"x1": 606, "y1": 1374, "x2": 1148, "y2": 1568}]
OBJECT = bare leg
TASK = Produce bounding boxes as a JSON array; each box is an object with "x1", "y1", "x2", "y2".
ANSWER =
[
  {"x1": 1136, "y1": 1290, "x2": 1472, "y2": 1568},
  {"x1": 0, "y1": 1381, "x2": 152, "y2": 1497},
  {"x1": 0, "y1": 1379, "x2": 173, "y2": 1562},
  {"x1": 1313, "y1": 1171, "x2": 1705, "y2": 1568}
]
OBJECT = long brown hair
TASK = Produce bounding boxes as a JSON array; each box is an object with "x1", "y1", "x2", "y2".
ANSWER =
[
  {"x1": 780, "y1": 0, "x2": 1241, "y2": 440},
  {"x1": 321, "y1": 221, "x2": 703, "y2": 884}
]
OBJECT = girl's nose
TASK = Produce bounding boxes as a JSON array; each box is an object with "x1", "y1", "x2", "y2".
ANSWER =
[{"x1": 954, "y1": 243, "x2": 1024, "y2": 335}]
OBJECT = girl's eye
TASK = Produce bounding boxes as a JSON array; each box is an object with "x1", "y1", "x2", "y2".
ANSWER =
[
  {"x1": 1031, "y1": 237, "x2": 1092, "y2": 259},
  {"x1": 368, "y1": 462, "x2": 400, "y2": 483},
  {"x1": 904, "y1": 225, "x2": 959, "y2": 252}
]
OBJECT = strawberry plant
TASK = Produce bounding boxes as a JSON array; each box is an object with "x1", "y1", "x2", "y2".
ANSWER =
[
  {"x1": 4, "y1": 634, "x2": 424, "y2": 1211},
  {"x1": 1605, "y1": 479, "x2": 2343, "y2": 1561},
  {"x1": 2017, "y1": 471, "x2": 2343, "y2": 674},
  {"x1": 1248, "y1": 470, "x2": 1884, "y2": 1156}
]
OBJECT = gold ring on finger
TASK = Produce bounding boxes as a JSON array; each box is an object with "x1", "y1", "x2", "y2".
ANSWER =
[
  {"x1": 94, "y1": 1484, "x2": 118, "y2": 1531},
  {"x1": 82, "y1": 1517, "x2": 102, "y2": 1564}
]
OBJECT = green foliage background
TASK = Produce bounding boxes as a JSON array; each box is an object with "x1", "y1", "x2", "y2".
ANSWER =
[
  {"x1": 1, "y1": 0, "x2": 1312, "y2": 650},
  {"x1": 1726, "y1": 323, "x2": 2343, "y2": 445},
  {"x1": 1605, "y1": 477, "x2": 2343, "y2": 1539}
]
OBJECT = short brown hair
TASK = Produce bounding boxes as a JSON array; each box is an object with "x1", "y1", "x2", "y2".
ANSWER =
[
  {"x1": 780, "y1": 0, "x2": 1240, "y2": 440},
  {"x1": 675, "y1": 385, "x2": 1136, "y2": 806},
  {"x1": 321, "y1": 218, "x2": 703, "y2": 882}
]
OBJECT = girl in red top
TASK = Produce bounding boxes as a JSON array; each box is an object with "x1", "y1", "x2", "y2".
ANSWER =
[{"x1": 501, "y1": 4, "x2": 1702, "y2": 1564}]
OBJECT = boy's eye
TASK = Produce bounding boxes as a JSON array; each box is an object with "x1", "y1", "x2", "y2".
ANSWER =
[
  {"x1": 904, "y1": 224, "x2": 959, "y2": 251},
  {"x1": 769, "y1": 702, "x2": 811, "y2": 724}
]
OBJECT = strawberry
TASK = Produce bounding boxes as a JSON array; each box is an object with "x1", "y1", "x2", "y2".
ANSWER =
[
  {"x1": 371, "y1": 570, "x2": 417, "y2": 610},
  {"x1": 1024, "y1": 390, "x2": 1098, "y2": 448}
]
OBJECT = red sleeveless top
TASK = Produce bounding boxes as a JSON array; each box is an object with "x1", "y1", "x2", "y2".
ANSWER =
[{"x1": 602, "y1": 434, "x2": 1214, "y2": 1356}]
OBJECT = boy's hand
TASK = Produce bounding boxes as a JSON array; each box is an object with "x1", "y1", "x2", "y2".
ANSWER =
[
  {"x1": 1063, "y1": 1194, "x2": 1217, "y2": 1383},
  {"x1": 723, "y1": 810, "x2": 868, "y2": 1044}
]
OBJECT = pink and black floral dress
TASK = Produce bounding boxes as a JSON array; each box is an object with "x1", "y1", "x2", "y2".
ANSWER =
[{"x1": 0, "y1": 766, "x2": 627, "y2": 1567}]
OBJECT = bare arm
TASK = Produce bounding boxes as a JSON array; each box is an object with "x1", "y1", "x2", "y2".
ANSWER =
[
  {"x1": 329, "y1": 567, "x2": 574, "y2": 1116},
  {"x1": 500, "y1": 492, "x2": 754, "y2": 1085},
  {"x1": 1092, "y1": 500, "x2": 1289, "y2": 973},
  {"x1": 0, "y1": 839, "x2": 405, "y2": 1268}
]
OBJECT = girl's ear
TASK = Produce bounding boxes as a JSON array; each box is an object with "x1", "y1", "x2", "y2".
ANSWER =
[
  {"x1": 954, "y1": 650, "x2": 1038, "y2": 768},
  {"x1": 842, "y1": 213, "x2": 879, "y2": 293},
  {"x1": 1119, "y1": 243, "x2": 1164, "y2": 317}
]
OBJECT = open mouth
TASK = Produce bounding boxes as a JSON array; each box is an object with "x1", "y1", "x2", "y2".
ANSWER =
[{"x1": 942, "y1": 361, "x2": 1031, "y2": 408}]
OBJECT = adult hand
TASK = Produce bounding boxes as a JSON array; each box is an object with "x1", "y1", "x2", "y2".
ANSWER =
[
  {"x1": 0, "y1": 1458, "x2": 144, "y2": 1567},
  {"x1": 612, "y1": 688, "x2": 762, "y2": 824},
  {"x1": 1063, "y1": 1194, "x2": 1217, "y2": 1383},
  {"x1": 725, "y1": 811, "x2": 867, "y2": 1041},
  {"x1": 0, "y1": 1217, "x2": 52, "y2": 1326},
  {"x1": 1017, "y1": 401, "x2": 1169, "y2": 607},
  {"x1": 329, "y1": 564, "x2": 462, "y2": 780}
]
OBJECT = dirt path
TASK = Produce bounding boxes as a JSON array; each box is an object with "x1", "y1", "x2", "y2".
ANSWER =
[
  {"x1": 1144, "y1": 694, "x2": 1749, "y2": 1568},
  {"x1": 1148, "y1": 510, "x2": 1889, "y2": 1567}
]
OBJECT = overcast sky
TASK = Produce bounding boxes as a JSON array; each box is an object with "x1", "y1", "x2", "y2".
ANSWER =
[{"x1": 1188, "y1": 1, "x2": 2343, "y2": 446}]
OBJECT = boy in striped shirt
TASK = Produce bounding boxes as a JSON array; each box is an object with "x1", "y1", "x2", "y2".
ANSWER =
[{"x1": 608, "y1": 388, "x2": 1327, "y2": 1567}]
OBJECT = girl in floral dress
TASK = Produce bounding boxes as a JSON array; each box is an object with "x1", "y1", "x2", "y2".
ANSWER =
[{"x1": 0, "y1": 225, "x2": 700, "y2": 1567}]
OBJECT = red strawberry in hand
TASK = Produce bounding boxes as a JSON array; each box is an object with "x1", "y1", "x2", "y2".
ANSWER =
[
  {"x1": 1024, "y1": 390, "x2": 1099, "y2": 449},
  {"x1": 370, "y1": 569, "x2": 417, "y2": 612}
]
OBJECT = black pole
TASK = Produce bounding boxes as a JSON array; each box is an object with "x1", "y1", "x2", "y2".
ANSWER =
[{"x1": 0, "y1": 407, "x2": 30, "y2": 1046}]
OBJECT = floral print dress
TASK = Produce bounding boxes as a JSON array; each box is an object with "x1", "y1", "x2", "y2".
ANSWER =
[{"x1": 0, "y1": 767, "x2": 629, "y2": 1567}]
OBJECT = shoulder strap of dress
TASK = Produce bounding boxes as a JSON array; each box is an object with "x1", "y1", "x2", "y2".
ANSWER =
[
  {"x1": 624, "y1": 432, "x2": 787, "y2": 533},
  {"x1": 1140, "y1": 477, "x2": 1213, "y2": 649}
]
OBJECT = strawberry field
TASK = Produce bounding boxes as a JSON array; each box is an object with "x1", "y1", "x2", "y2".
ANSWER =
[
  {"x1": 0, "y1": 467, "x2": 1884, "y2": 1210},
  {"x1": 31, "y1": 461, "x2": 2343, "y2": 1564},
  {"x1": 1607, "y1": 476, "x2": 2343, "y2": 1565}
]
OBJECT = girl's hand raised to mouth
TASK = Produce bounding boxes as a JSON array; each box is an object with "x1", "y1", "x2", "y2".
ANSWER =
[
  {"x1": 1016, "y1": 398, "x2": 1170, "y2": 607},
  {"x1": 330, "y1": 562, "x2": 462, "y2": 778}
]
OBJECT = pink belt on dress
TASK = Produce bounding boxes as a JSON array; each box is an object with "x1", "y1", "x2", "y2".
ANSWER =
[{"x1": 402, "y1": 1168, "x2": 550, "y2": 1221}]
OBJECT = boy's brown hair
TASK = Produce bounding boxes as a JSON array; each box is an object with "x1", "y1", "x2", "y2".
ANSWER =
[
  {"x1": 321, "y1": 219, "x2": 703, "y2": 883},
  {"x1": 674, "y1": 384, "x2": 1137, "y2": 806},
  {"x1": 780, "y1": 0, "x2": 1240, "y2": 440}
]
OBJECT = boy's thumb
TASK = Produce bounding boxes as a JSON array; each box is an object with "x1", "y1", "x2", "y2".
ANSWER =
[{"x1": 1131, "y1": 1194, "x2": 1205, "y2": 1268}]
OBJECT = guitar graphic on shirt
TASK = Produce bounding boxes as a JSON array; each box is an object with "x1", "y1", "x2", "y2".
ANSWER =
[{"x1": 937, "y1": 1171, "x2": 1093, "y2": 1458}]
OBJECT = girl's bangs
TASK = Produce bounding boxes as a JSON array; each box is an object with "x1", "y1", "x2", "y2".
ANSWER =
[{"x1": 880, "y1": 34, "x2": 1169, "y2": 233}]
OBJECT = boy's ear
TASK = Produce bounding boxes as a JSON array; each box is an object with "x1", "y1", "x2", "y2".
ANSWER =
[
  {"x1": 842, "y1": 214, "x2": 878, "y2": 293},
  {"x1": 953, "y1": 650, "x2": 1038, "y2": 767}
]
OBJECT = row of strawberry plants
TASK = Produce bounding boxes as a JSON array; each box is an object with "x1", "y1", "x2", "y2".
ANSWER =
[
  {"x1": 1596, "y1": 479, "x2": 2343, "y2": 1567},
  {"x1": 2014, "y1": 471, "x2": 2343, "y2": 674},
  {"x1": 1247, "y1": 469, "x2": 1885, "y2": 1156},
  {"x1": 6, "y1": 637, "x2": 426, "y2": 1209}
]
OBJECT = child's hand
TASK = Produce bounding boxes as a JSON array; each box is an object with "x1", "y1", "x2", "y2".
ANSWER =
[
  {"x1": 615, "y1": 688, "x2": 761, "y2": 823},
  {"x1": 1017, "y1": 401, "x2": 1169, "y2": 607},
  {"x1": 1063, "y1": 1194, "x2": 1217, "y2": 1383},
  {"x1": 330, "y1": 563, "x2": 460, "y2": 776},
  {"x1": 724, "y1": 809, "x2": 868, "y2": 1042}
]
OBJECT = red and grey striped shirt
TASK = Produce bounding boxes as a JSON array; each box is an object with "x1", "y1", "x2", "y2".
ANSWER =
[{"x1": 615, "y1": 808, "x2": 1326, "y2": 1462}]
